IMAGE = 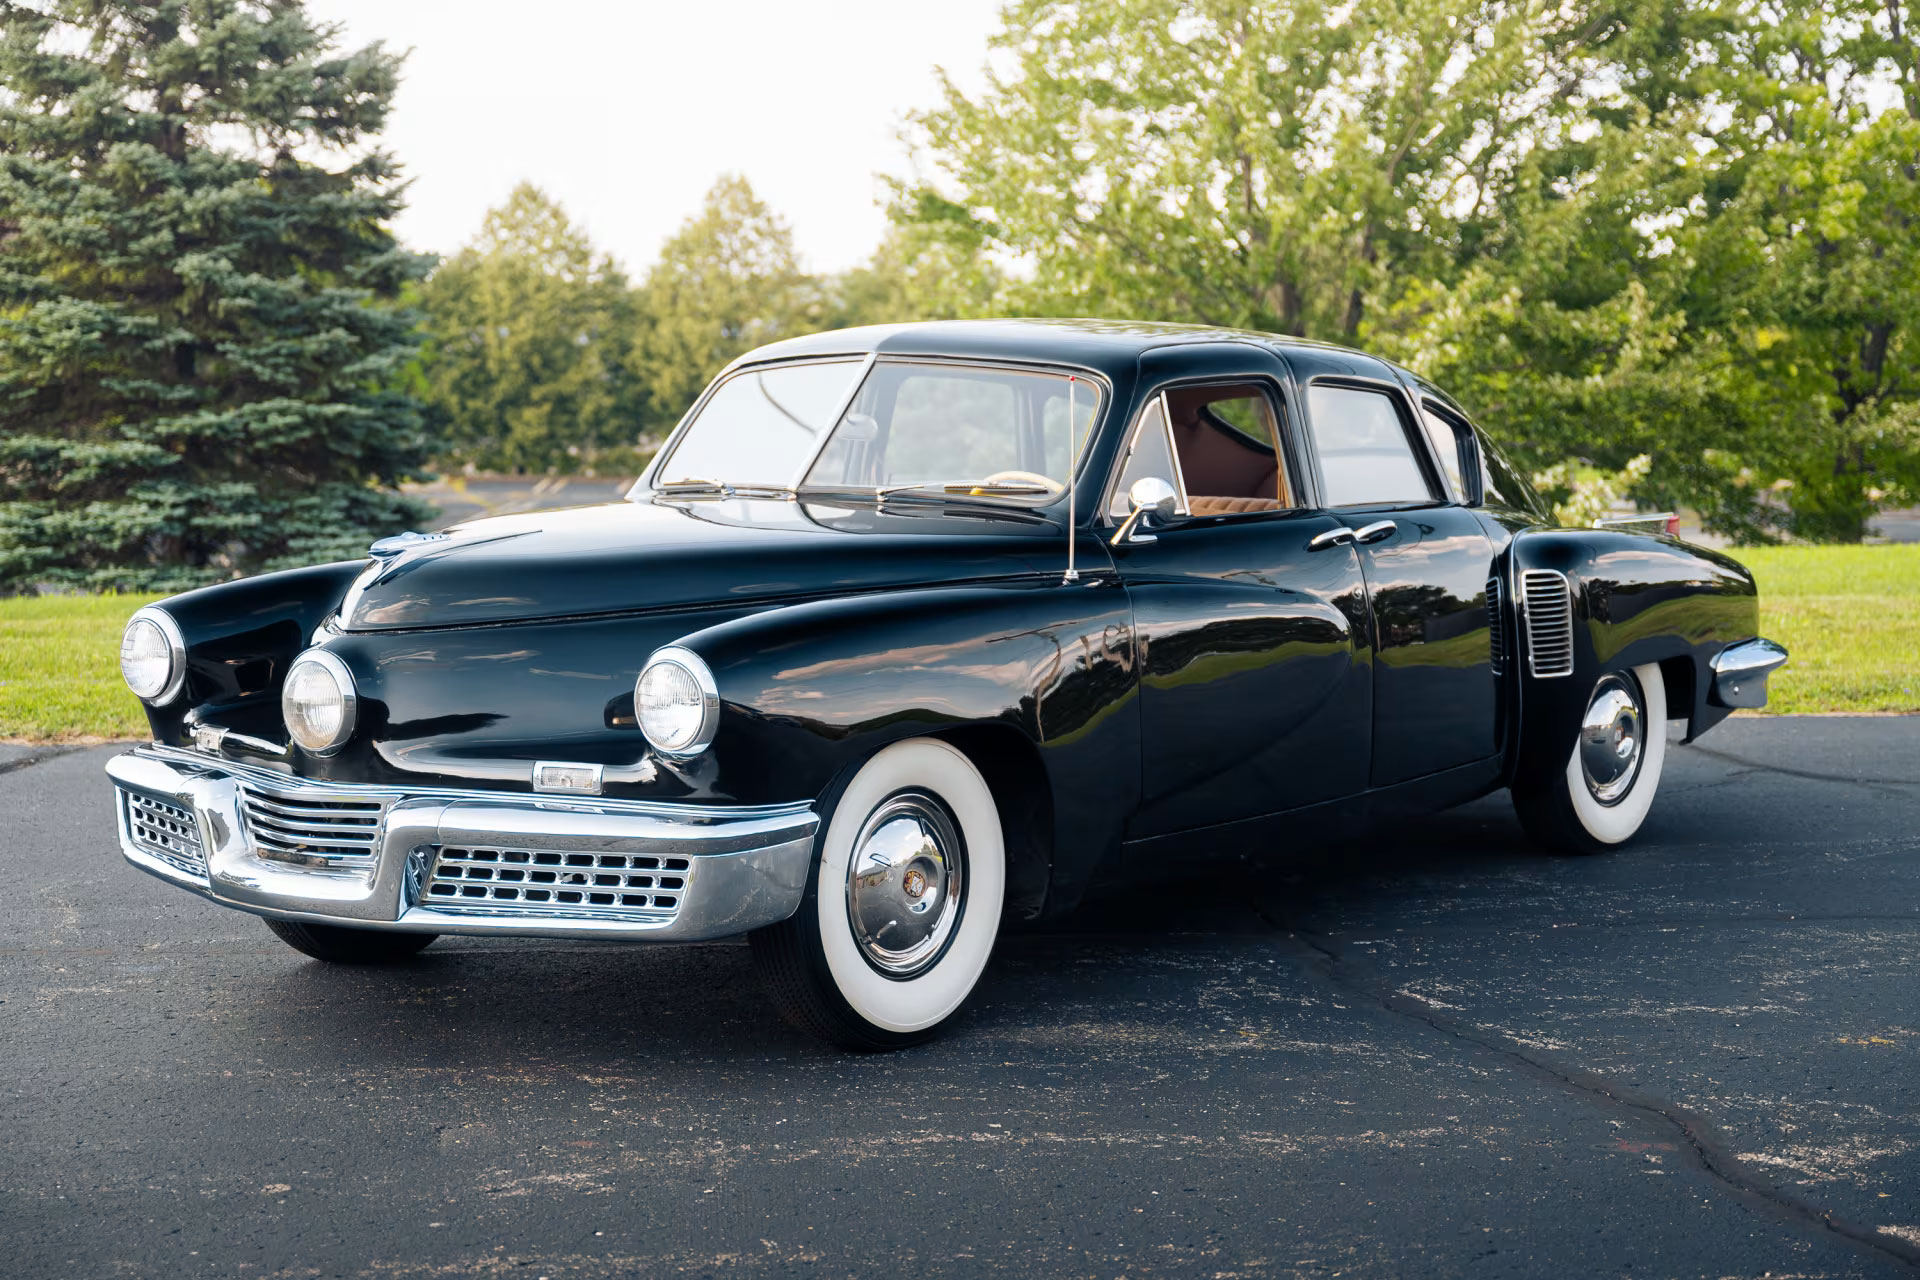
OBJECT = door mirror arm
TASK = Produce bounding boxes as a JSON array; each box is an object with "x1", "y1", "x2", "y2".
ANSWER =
[{"x1": 1110, "y1": 477, "x2": 1180, "y2": 546}]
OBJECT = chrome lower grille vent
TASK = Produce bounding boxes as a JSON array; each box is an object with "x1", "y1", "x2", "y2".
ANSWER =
[
  {"x1": 122, "y1": 789, "x2": 206, "y2": 878},
  {"x1": 1521, "y1": 568, "x2": 1575, "y2": 677},
  {"x1": 1486, "y1": 576, "x2": 1506, "y2": 675},
  {"x1": 240, "y1": 786, "x2": 385, "y2": 860},
  {"x1": 426, "y1": 847, "x2": 690, "y2": 920}
]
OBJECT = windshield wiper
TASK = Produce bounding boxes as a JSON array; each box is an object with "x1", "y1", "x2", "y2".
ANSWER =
[
  {"x1": 866, "y1": 481, "x2": 1059, "y2": 502},
  {"x1": 654, "y1": 477, "x2": 793, "y2": 499}
]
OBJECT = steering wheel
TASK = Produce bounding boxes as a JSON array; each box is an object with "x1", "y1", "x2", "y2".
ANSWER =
[{"x1": 981, "y1": 470, "x2": 1065, "y2": 494}]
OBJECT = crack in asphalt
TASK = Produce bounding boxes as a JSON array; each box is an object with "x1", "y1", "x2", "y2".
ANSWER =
[
  {"x1": 0, "y1": 745, "x2": 87, "y2": 777},
  {"x1": 1680, "y1": 742, "x2": 1920, "y2": 789},
  {"x1": 1257, "y1": 906, "x2": 1920, "y2": 1276}
]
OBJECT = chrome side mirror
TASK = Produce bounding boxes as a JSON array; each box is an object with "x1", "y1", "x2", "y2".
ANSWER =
[{"x1": 1110, "y1": 476, "x2": 1179, "y2": 546}]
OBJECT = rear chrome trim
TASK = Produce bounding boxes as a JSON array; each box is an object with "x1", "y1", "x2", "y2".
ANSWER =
[
  {"x1": 106, "y1": 747, "x2": 818, "y2": 942},
  {"x1": 1520, "y1": 569, "x2": 1575, "y2": 678},
  {"x1": 1710, "y1": 637, "x2": 1789, "y2": 709}
]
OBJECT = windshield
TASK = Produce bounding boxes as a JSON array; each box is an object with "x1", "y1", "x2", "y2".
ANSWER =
[
  {"x1": 652, "y1": 359, "x2": 1102, "y2": 500},
  {"x1": 653, "y1": 360, "x2": 863, "y2": 490}
]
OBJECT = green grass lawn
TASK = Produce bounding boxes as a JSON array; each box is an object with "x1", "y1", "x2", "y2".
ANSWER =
[
  {"x1": 1, "y1": 592, "x2": 162, "y2": 741},
  {"x1": 1, "y1": 545, "x2": 1913, "y2": 742},
  {"x1": 1737, "y1": 545, "x2": 1920, "y2": 715}
]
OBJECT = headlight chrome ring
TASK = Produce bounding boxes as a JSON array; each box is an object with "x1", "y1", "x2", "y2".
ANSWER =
[
  {"x1": 282, "y1": 649, "x2": 359, "y2": 757},
  {"x1": 121, "y1": 606, "x2": 186, "y2": 705},
  {"x1": 635, "y1": 646, "x2": 719, "y2": 760}
]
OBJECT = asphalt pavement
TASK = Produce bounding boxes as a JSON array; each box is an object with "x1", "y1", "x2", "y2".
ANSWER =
[{"x1": 3, "y1": 718, "x2": 1916, "y2": 1279}]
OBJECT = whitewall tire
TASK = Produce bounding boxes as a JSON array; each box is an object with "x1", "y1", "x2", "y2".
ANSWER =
[
  {"x1": 750, "y1": 738, "x2": 1005, "y2": 1050},
  {"x1": 1513, "y1": 662, "x2": 1668, "y2": 855}
]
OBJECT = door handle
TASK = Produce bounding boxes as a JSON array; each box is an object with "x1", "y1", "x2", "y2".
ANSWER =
[
  {"x1": 1353, "y1": 520, "x2": 1398, "y2": 544},
  {"x1": 1307, "y1": 527, "x2": 1355, "y2": 552}
]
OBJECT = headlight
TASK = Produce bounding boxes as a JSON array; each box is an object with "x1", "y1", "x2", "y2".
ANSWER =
[
  {"x1": 282, "y1": 650, "x2": 358, "y2": 755},
  {"x1": 120, "y1": 607, "x2": 184, "y2": 703},
  {"x1": 636, "y1": 646, "x2": 718, "y2": 759}
]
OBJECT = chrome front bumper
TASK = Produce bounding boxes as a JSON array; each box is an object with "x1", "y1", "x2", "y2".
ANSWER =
[{"x1": 105, "y1": 746, "x2": 818, "y2": 941}]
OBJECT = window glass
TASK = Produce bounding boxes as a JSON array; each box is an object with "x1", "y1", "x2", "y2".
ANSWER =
[
  {"x1": 804, "y1": 363, "x2": 1099, "y2": 495},
  {"x1": 1419, "y1": 403, "x2": 1468, "y2": 502},
  {"x1": 1108, "y1": 397, "x2": 1184, "y2": 519},
  {"x1": 1476, "y1": 428, "x2": 1546, "y2": 517},
  {"x1": 657, "y1": 361, "x2": 861, "y2": 488},
  {"x1": 1304, "y1": 385, "x2": 1436, "y2": 507}
]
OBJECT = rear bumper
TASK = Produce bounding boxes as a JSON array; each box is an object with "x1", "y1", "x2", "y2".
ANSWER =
[
  {"x1": 1709, "y1": 637, "x2": 1790, "y2": 710},
  {"x1": 105, "y1": 746, "x2": 818, "y2": 941}
]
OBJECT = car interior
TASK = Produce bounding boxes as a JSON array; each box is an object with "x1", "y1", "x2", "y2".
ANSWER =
[{"x1": 1162, "y1": 385, "x2": 1294, "y2": 516}]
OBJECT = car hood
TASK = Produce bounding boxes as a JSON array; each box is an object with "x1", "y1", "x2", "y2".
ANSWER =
[{"x1": 338, "y1": 498, "x2": 1072, "y2": 632}]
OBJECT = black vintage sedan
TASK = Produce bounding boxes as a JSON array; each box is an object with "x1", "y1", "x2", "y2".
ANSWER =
[{"x1": 108, "y1": 320, "x2": 1787, "y2": 1048}]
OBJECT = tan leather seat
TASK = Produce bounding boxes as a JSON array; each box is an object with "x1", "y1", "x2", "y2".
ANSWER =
[{"x1": 1188, "y1": 495, "x2": 1285, "y2": 516}]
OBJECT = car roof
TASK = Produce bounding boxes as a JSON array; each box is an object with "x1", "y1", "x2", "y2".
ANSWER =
[{"x1": 725, "y1": 318, "x2": 1409, "y2": 387}]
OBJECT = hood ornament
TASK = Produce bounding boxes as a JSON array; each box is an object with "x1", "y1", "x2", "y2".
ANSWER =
[{"x1": 369, "y1": 530, "x2": 449, "y2": 558}]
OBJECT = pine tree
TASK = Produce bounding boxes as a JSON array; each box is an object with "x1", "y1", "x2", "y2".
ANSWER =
[{"x1": 0, "y1": 0, "x2": 436, "y2": 592}]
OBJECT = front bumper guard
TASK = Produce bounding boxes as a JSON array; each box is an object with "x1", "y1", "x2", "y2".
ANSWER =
[{"x1": 106, "y1": 746, "x2": 818, "y2": 942}]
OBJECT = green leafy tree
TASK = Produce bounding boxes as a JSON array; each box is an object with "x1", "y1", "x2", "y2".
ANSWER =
[
  {"x1": 899, "y1": 0, "x2": 1631, "y2": 339},
  {"x1": 0, "y1": 0, "x2": 437, "y2": 592},
  {"x1": 632, "y1": 175, "x2": 822, "y2": 430},
  {"x1": 417, "y1": 183, "x2": 644, "y2": 474}
]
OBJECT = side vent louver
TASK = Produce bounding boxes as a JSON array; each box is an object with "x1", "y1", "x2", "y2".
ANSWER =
[
  {"x1": 1521, "y1": 569, "x2": 1575, "y2": 677},
  {"x1": 1486, "y1": 576, "x2": 1506, "y2": 675}
]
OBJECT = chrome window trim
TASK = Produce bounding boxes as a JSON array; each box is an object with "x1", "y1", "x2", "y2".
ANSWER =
[
  {"x1": 1301, "y1": 374, "x2": 1447, "y2": 509},
  {"x1": 125, "y1": 605, "x2": 188, "y2": 706},
  {"x1": 1099, "y1": 391, "x2": 1192, "y2": 525}
]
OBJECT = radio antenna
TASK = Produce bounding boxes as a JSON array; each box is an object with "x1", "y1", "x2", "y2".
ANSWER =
[{"x1": 1063, "y1": 376, "x2": 1079, "y2": 584}]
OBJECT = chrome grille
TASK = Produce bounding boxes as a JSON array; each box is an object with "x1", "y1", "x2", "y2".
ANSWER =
[
  {"x1": 1486, "y1": 576, "x2": 1505, "y2": 675},
  {"x1": 1521, "y1": 568, "x2": 1575, "y2": 677},
  {"x1": 123, "y1": 789, "x2": 205, "y2": 878},
  {"x1": 426, "y1": 846, "x2": 689, "y2": 920},
  {"x1": 240, "y1": 785, "x2": 385, "y2": 860}
]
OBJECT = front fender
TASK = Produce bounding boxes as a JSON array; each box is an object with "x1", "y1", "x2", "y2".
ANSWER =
[
  {"x1": 671, "y1": 577, "x2": 1140, "y2": 914},
  {"x1": 1509, "y1": 531, "x2": 1759, "y2": 780}
]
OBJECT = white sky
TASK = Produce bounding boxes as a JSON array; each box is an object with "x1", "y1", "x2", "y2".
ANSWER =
[{"x1": 305, "y1": 0, "x2": 1006, "y2": 276}]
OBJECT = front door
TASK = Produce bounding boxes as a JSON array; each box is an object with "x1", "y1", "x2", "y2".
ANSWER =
[
  {"x1": 1296, "y1": 378, "x2": 1500, "y2": 787},
  {"x1": 1110, "y1": 346, "x2": 1373, "y2": 839}
]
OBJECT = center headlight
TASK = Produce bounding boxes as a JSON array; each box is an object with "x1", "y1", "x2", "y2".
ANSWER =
[
  {"x1": 636, "y1": 646, "x2": 718, "y2": 759},
  {"x1": 282, "y1": 650, "x2": 358, "y2": 755}
]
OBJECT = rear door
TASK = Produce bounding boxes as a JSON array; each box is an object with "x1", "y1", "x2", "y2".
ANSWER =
[{"x1": 1292, "y1": 371, "x2": 1501, "y2": 788}]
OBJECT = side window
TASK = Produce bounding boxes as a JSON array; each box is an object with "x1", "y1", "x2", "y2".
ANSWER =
[
  {"x1": 1108, "y1": 396, "x2": 1186, "y2": 519},
  {"x1": 1304, "y1": 385, "x2": 1437, "y2": 508},
  {"x1": 1418, "y1": 401, "x2": 1470, "y2": 503},
  {"x1": 1475, "y1": 428, "x2": 1546, "y2": 518}
]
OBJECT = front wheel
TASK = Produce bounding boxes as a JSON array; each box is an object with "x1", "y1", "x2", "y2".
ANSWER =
[
  {"x1": 1513, "y1": 662, "x2": 1668, "y2": 855},
  {"x1": 264, "y1": 918, "x2": 438, "y2": 964},
  {"x1": 750, "y1": 737, "x2": 1006, "y2": 1051}
]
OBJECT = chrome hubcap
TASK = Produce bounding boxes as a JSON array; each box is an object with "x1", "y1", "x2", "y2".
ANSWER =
[
  {"x1": 846, "y1": 792, "x2": 964, "y2": 978},
  {"x1": 1579, "y1": 672, "x2": 1646, "y2": 806}
]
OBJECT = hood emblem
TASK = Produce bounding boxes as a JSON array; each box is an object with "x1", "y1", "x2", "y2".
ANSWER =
[{"x1": 369, "y1": 530, "x2": 449, "y2": 558}]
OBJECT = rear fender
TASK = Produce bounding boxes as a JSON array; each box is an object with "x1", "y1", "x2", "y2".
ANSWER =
[{"x1": 1509, "y1": 531, "x2": 1758, "y2": 782}]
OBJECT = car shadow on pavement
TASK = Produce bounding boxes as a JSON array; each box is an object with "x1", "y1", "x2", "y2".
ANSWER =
[{"x1": 228, "y1": 799, "x2": 1544, "y2": 1063}]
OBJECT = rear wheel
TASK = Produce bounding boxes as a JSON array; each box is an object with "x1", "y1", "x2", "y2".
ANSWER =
[
  {"x1": 1513, "y1": 662, "x2": 1668, "y2": 855},
  {"x1": 264, "y1": 918, "x2": 438, "y2": 964},
  {"x1": 751, "y1": 737, "x2": 1005, "y2": 1051}
]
